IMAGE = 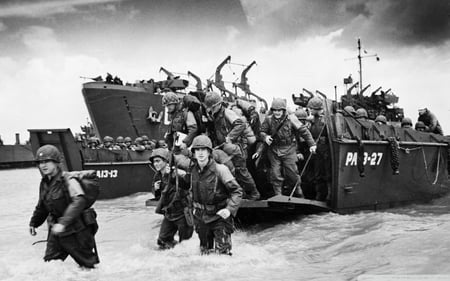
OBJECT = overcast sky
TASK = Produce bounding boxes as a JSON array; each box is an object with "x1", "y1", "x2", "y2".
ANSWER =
[{"x1": 0, "y1": 0, "x2": 449, "y2": 144}]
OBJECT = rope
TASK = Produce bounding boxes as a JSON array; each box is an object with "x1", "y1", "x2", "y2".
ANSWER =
[{"x1": 421, "y1": 146, "x2": 441, "y2": 185}]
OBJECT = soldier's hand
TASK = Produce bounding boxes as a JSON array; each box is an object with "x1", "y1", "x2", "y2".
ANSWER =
[
  {"x1": 309, "y1": 145, "x2": 317, "y2": 154},
  {"x1": 154, "y1": 180, "x2": 161, "y2": 190},
  {"x1": 216, "y1": 208, "x2": 231, "y2": 219},
  {"x1": 297, "y1": 153, "x2": 304, "y2": 161},
  {"x1": 51, "y1": 223, "x2": 65, "y2": 235},
  {"x1": 165, "y1": 166, "x2": 171, "y2": 174},
  {"x1": 265, "y1": 136, "x2": 273, "y2": 145},
  {"x1": 252, "y1": 152, "x2": 259, "y2": 159},
  {"x1": 179, "y1": 142, "x2": 187, "y2": 150},
  {"x1": 225, "y1": 136, "x2": 231, "y2": 143},
  {"x1": 176, "y1": 169, "x2": 187, "y2": 177},
  {"x1": 29, "y1": 226, "x2": 36, "y2": 236}
]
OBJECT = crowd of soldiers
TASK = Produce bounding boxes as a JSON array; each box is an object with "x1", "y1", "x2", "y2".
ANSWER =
[{"x1": 85, "y1": 135, "x2": 167, "y2": 151}]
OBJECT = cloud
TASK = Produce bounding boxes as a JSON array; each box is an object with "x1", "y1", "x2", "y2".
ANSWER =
[
  {"x1": 0, "y1": 21, "x2": 6, "y2": 32},
  {"x1": 0, "y1": 0, "x2": 128, "y2": 18},
  {"x1": 240, "y1": 0, "x2": 450, "y2": 48},
  {"x1": 20, "y1": 26, "x2": 64, "y2": 54}
]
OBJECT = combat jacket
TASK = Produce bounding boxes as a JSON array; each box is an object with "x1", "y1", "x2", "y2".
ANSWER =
[
  {"x1": 167, "y1": 107, "x2": 198, "y2": 147},
  {"x1": 184, "y1": 159, "x2": 243, "y2": 224},
  {"x1": 212, "y1": 106, "x2": 246, "y2": 146},
  {"x1": 155, "y1": 170, "x2": 190, "y2": 221},
  {"x1": 29, "y1": 169, "x2": 87, "y2": 236},
  {"x1": 260, "y1": 113, "x2": 314, "y2": 155},
  {"x1": 418, "y1": 110, "x2": 443, "y2": 135}
]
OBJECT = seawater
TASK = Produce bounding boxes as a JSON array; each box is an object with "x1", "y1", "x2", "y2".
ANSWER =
[{"x1": 1, "y1": 168, "x2": 450, "y2": 281}]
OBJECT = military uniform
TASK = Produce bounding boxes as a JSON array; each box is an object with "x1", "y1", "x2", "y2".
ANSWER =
[
  {"x1": 206, "y1": 95, "x2": 260, "y2": 200},
  {"x1": 29, "y1": 168, "x2": 99, "y2": 268},
  {"x1": 418, "y1": 108, "x2": 443, "y2": 135},
  {"x1": 260, "y1": 109, "x2": 315, "y2": 196},
  {"x1": 184, "y1": 158, "x2": 242, "y2": 254}
]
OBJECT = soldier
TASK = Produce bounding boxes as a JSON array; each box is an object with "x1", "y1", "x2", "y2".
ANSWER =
[
  {"x1": 101, "y1": 136, "x2": 114, "y2": 150},
  {"x1": 415, "y1": 121, "x2": 427, "y2": 132},
  {"x1": 150, "y1": 148, "x2": 193, "y2": 249},
  {"x1": 181, "y1": 135, "x2": 243, "y2": 255},
  {"x1": 124, "y1": 137, "x2": 133, "y2": 150},
  {"x1": 131, "y1": 137, "x2": 146, "y2": 152},
  {"x1": 29, "y1": 145, "x2": 99, "y2": 268},
  {"x1": 418, "y1": 108, "x2": 443, "y2": 135},
  {"x1": 162, "y1": 92, "x2": 198, "y2": 151},
  {"x1": 375, "y1": 115, "x2": 387, "y2": 125},
  {"x1": 258, "y1": 98, "x2": 316, "y2": 197},
  {"x1": 401, "y1": 117, "x2": 413, "y2": 129},
  {"x1": 203, "y1": 91, "x2": 260, "y2": 200},
  {"x1": 141, "y1": 135, "x2": 153, "y2": 150},
  {"x1": 306, "y1": 97, "x2": 331, "y2": 201},
  {"x1": 87, "y1": 137, "x2": 99, "y2": 149},
  {"x1": 114, "y1": 136, "x2": 126, "y2": 150},
  {"x1": 343, "y1": 105, "x2": 356, "y2": 117}
]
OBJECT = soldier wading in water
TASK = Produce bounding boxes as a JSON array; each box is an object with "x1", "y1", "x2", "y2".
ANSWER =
[
  {"x1": 29, "y1": 145, "x2": 99, "y2": 268},
  {"x1": 151, "y1": 148, "x2": 194, "y2": 249},
  {"x1": 180, "y1": 135, "x2": 243, "y2": 255}
]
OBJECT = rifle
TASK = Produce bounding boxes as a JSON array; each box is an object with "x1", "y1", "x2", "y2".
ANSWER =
[{"x1": 254, "y1": 113, "x2": 290, "y2": 167}]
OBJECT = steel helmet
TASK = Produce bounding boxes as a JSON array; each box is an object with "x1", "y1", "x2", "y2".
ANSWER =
[
  {"x1": 135, "y1": 137, "x2": 143, "y2": 144},
  {"x1": 88, "y1": 137, "x2": 97, "y2": 144},
  {"x1": 375, "y1": 115, "x2": 387, "y2": 124},
  {"x1": 294, "y1": 108, "x2": 308, "y2": 120},
  {"x1": 124, "y1": 137, "x2": 132, "y2": 143},
  {"x1": 103, "y1": 136, "x2": 113, "y2": 142},
  {"x1": 191, "y1": 135, "x2": 213, "y2": 153},
  {"x1": 307, "y1": 97, "x2": 324, "y2": 110},
  {"x1": 116, "y1": 136, "x2": 124, "y2": 143},
  {"x1": 270, "y1": 98, "x2": 287, "y2": 111},
  {"x1": 141, "y1": 135, "x2": 149, "y2": 141},
  {"x1": 162, "y1": 92, "x2": 179, "y2": 106},
  {"x1": 415, "y1": 121, "x2": 426, "y2": 130},
  {"x1": 35, "y1": 144, "x2": 61, "y2": 163},
  {"x1": 149, "y1": 148, "x2": 170, "y2": 163},
  {"x1": 343, "y1": 105, "x2": 356, "y2": 115},
  {"x1": 355, "y1": 108, "x2": 368, "y2": 118},
  {"x1": 204, "y1": 91, "x2": 222, "y2": 109},
  {"x1": 401, "y1": 117, "x2": 413, "y2": 126}
]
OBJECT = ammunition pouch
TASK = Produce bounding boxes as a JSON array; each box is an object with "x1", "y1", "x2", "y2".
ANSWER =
[{"x1": 82, "y1": 208, "x2": 98, "y2": 235}]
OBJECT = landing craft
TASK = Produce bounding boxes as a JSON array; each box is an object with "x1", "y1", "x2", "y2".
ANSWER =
[{"x1": 28, "y1": 53, "x2": 450, "y2": 221}]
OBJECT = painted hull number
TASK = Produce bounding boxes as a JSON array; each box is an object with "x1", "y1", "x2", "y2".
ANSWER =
[
  {"x1": 345, "y1": 152, "x2": 383, "y2": 166},
  {"x1": 97, "y1": 169, "x2": 118, "y2": 178}
]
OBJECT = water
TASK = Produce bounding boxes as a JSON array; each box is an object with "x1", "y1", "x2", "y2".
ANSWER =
[{"x1": 1, "y1": 168, "x2": 450, "y2": 281}]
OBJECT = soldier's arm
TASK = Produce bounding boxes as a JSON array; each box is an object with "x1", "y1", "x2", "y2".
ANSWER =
[
  {"x1": 183, "y1": 111, "x2": 198, "y2": 146},
  {"x1": 428, "y1": 112, "x2": 438, "y2": 131},
  {"x1": 224, "y1": 109, "x2": 246, "y2": 142},
  {"x1": 57, "y1": 178, "x2": 87, "y2": 227},
  {"x1": 295, "y1": 122, "x2": 316, "y2": 147},
  {"x1": 29, "y1": 197, "x2": 49, "y2": 228},
  {"x1": 216, "y1": 164, "x2": 243, "y2": 217}
]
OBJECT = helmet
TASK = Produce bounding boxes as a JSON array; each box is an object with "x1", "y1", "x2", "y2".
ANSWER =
[
  {"x1": 35, "y1": 145, "x2": 61, "y2": 163},
  {"x1": 307, "y1": 97, "x2": 324, "y2": 110},
  {"x1": 415, "y1": 121, "x2": 426, "y2": 130},
  {"x1": 141, "y1": 135, "x2": 149, "y2": 141},
  {"x1": 135, "y1": 137, "x2": 143, "y2": 144},
  {"x1": 355, "y1": 108, "x2": 368, "y2": 118},
  {"x1": 103, "y1": 136, "x2": 113, "y2": 142},
  {"x1": 204, "y1": 91, "x2": 222, "y2": 109},
  {"x1": 270, "y1": 98, "x2": 286, "y2": 111},
  {"x1": 149, "y1": 148, "x2": 169, "y2": 163},
  {"x1": 343, "y1": 105, "x2": 356, "y2": 116},
  {"x1": 294, "y1": 108, "x2": 308, "y2": 120},
  {"x1": 116, "y1": 136, "x2": 124, "y2": 143},
  {"x1": 124, "y1": 137, "x2": 132, "y2": 143},
  {"x1": 191, "y1": 135, "x2": 213, "y2": 152},
  {"x1": 401, "y1": 117, "x2": 413, "y2": 127},
  {"x1": 375, "y1": 115, "x2": 387, "y2": 124},
  {"x1": 162, "y1": 92, "x2": 179, "y2": 106}
]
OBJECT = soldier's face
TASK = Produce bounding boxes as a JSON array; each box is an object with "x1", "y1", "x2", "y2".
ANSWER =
[
  {"x1": 167, "y1": 104, "x2": 177, "y2": 113},
  {"x1": 38, "y1": 160, "x2": 58, "y2": 176},
  {"x1": 194, "y1": 148, "x2": 210, "y2": 163},
  {"x1": 272, "y1": 109, "x2": 283, "y2": 119},
  {"x1": 152, "y1": 157, "x2": 167, "y2": 171}
]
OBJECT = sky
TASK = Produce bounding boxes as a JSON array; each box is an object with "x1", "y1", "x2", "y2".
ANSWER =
[{"x1": 0, "y1": 0, "x2": 449, "y2": 144}]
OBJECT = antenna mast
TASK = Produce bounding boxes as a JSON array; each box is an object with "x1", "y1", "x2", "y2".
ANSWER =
[{"x1": 358, "y1": 38, "x2": 362, "y2": 94}]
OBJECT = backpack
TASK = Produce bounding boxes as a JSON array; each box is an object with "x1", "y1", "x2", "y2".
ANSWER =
[
  {"x1": 63, "y1": 170, "x2": 100, "y2": 209},
  {"x1": 182, "y1": 94, "x2": 207, "y2": 134}
]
